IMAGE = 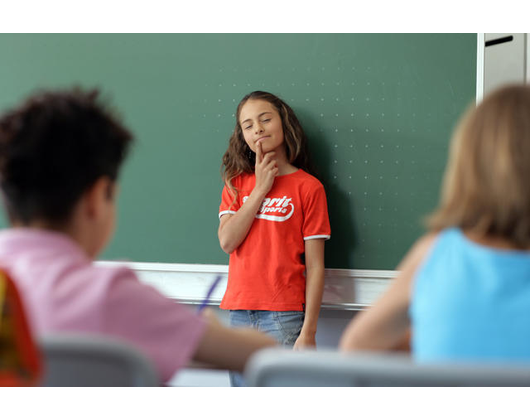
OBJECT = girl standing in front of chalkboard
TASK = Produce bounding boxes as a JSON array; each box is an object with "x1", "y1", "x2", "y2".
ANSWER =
[{"x1": 218, "y1": 91, "x2": 331, "y2": 386}]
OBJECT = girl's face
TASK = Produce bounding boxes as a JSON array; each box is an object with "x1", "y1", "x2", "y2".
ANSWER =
[{"x1": 239, "y1": 99, "x2": 284, "y2": 154}]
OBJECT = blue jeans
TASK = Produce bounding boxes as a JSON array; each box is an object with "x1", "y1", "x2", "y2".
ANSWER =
[{"x1": 228, "y1": 310, "x2": 305, "y2": 387}]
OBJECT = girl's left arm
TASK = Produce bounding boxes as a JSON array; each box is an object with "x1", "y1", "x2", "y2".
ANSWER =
[{"x1": 294, "y1": 238, "x2": 326, "y2": 350}]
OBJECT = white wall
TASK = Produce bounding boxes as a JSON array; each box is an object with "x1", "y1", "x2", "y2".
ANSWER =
[{"x1": 478, "y1": 33, "x2": 528, "y2": 100}]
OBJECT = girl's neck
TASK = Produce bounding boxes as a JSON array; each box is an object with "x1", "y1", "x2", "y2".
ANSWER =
[
  {"x1": 273, "y1": 145, "x2": 298, "y2": 176},
  {"x1": 277, "y1": 161, "x2": 298, "y2": 176}
]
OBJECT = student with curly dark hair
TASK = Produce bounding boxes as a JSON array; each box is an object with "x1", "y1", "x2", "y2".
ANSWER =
[{"x1": 0, "y1": 88, "x2": 275, "y2": 384}]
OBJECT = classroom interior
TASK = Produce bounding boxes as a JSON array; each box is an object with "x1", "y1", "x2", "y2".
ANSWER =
[{"x1": 1, "y1": 33, "x2": 529, "y2": 387}]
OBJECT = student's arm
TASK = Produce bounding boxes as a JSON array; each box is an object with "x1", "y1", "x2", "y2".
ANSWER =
[
  {"x1": 294, "y1": 238, "x2": 325, "y2": 350},
  {"x1": 192, "y1": 309, "x2": 277, "y2": 371},
  {"x1": 218, "y1": 142, "x2": 278, "y2": 254},
  {"x1": 339, "y1": 233, "x2": 437, "y2": 352}
]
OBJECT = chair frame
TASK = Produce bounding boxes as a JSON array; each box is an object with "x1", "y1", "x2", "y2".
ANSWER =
[
  {"x1": 245, "y1": 348, "x2": 530, "y2": 387},
  {"x1": 40, "y1": 334, "x2": 159, "y2": 387}
]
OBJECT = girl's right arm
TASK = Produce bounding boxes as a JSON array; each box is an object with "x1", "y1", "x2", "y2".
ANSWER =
[{"x1": 218, "y1": 142, "x2": 278, "y2": 254}]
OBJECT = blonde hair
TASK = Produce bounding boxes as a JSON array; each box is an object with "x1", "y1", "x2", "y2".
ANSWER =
[{"x1": 427, "y1": 84, "x2": 530, "y2": 248}]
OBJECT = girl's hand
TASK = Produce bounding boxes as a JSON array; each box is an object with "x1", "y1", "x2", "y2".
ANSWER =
[
  {"x1": 254, "y1": 141, "x2": 278, "y2": 196},
  {"x1": 293, "y1": 332, "x2": 317, "y2": 350}
]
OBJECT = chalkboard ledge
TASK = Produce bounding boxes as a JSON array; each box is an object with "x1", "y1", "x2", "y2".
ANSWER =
[{"x1": 95, "y1": 261, "x2": 397, "y2": 311}]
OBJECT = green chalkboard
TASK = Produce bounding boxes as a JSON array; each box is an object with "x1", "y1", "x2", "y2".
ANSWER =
[{"x1": 0, "y1": 34, "x2": 476, "y2": 269}]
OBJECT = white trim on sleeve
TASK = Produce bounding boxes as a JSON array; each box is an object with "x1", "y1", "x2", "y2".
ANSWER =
[
  {"x1": 304, "y1": 235, "x2": 331, "y2": 241},
  {"x1": 219, "y1": 210, "x2": 236, "y2": 219}
]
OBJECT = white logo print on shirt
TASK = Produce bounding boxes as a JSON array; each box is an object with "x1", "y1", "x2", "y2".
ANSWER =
[{"x1": 243, "y1": 195, "x2": 294, "y2": 222}]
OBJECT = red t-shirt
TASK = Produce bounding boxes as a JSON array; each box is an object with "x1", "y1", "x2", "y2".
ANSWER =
[{"x1": 218, "y1": 169, "x2": 331, "y2": 311}]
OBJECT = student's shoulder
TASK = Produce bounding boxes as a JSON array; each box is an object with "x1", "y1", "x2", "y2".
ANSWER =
[
  {"x1": 294, "y1": 170, "x2": 323, "y2": 186},
  {"x1": 94, "y1": 263, "x2": 172, "y2": 306},
  {"x1": 295, "y1": 170, "x2": 327, "y2": 194},
  {"x1": 92, "y1": 263, "x2": 140, "y2": 289}
]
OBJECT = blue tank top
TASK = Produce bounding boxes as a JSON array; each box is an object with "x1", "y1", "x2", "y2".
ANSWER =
[{"x1": 410, "y1": 227, "x2": 530, "y2": 363}]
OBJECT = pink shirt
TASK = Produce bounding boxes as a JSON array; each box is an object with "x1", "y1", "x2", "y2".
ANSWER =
[{"x1": 0, "y1": 228, "x2": 206, "y2": 383}]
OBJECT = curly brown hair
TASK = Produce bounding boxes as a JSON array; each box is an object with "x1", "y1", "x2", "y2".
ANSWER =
[
  {"x1": 221, "y1": 91, "x2": 315, "y2": 200},
  {"x1": 0, "y1": 87, "x2": 132, "y2": 225}
]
